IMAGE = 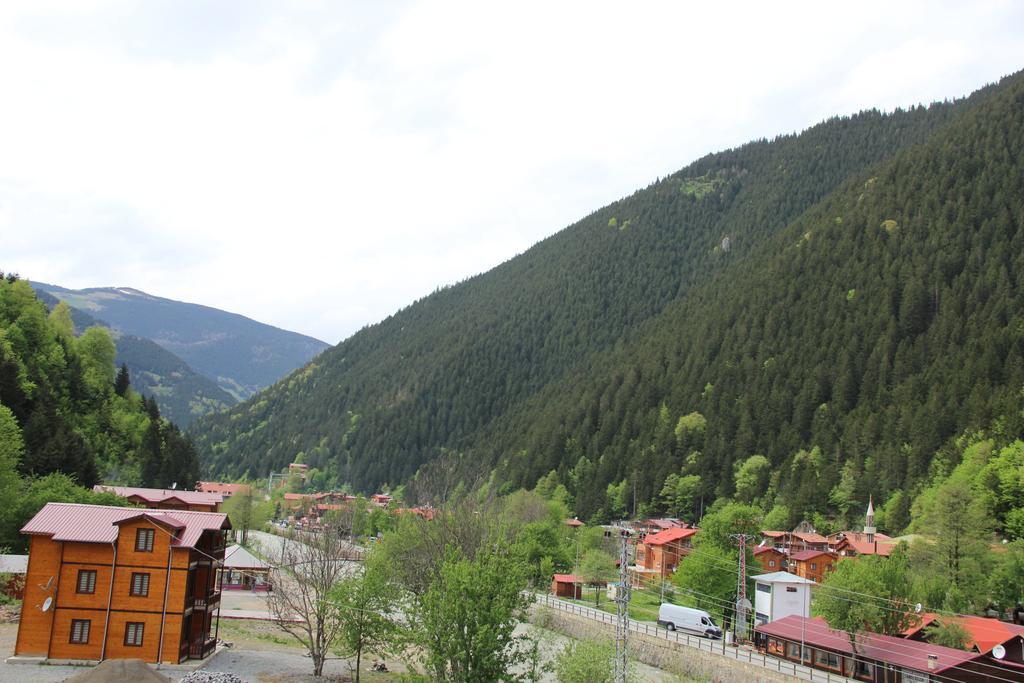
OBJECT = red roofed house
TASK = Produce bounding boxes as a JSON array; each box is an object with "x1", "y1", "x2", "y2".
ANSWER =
[
  {"x1": 760, "y1": 530, "x2": 789, "y2": 548},
  {"x1": 755, "y1": 615, "x2": 1022, "y2": 682},
  {"x1": 904, "y1": 613, "x2": 1024, "y2": 659},
  {"x1": 15, "y1": 503, "x2": 230, "y2": 665},
  {"x1": 551, "y1": 574, "x2": 583, "y2": 599},
  {"x1": 631, "y1": 527, "x2": 697, "y2": 587},
  {"x1": 788, "y1": 549, "x2": 837, "y2": 583},
  {"x1": 754, "y1": 546, "x2": 788, "y2": 572},
  {"x1": 195, "y1": 482, "x2": 252, "y2": 499},
  {"x1": 370, "y1": 494, "x2": 392, "y2": 508},
  {"x1": 94, "y1": 486, "x2": 223, "y2": 513}
]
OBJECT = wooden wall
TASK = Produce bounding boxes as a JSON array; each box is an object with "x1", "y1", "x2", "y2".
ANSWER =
[{"x1": 15, "y1": 520, "x2": 198, "y2": 664}]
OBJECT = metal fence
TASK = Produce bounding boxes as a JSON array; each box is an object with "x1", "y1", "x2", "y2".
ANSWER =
[{"x1": 532, "y1": 593, "x2": 856, "y2": 683}]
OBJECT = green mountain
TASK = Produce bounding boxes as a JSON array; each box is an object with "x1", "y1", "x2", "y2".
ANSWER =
[
  {"x1": 32, "y1": 288, "x2": 236, "y2": 425},
  {"x1": 1, "y1": 274, "x2": 196, "y2": 549},
  {"x1": 194, "y1": 71, "x2": 1024, "y2": 528},
  {"x1": 32, "y1": 284, "x2": 329, "y2": 401}
]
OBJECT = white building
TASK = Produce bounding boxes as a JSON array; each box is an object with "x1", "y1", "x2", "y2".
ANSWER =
[{"x1": 753, "y1": 571, "x2": 815, "y2": 625}]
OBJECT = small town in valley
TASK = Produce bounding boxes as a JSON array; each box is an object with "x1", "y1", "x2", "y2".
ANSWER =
[{"x1": 3, "y1": 5, "x2": 1024, "y2": 683}]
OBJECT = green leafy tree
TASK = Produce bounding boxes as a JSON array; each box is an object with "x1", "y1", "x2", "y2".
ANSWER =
[
  {"x1": 415, "y1": 548, "x2": 531, "y2": 682},
  {"x1": 733, "y1": 455, "x2": 770, "y2": 504},
  {"x1": 671, "y1": 544, "x2": 735, "y2": 626},
  {"x1": 696, "y1": 502, "x2": 762, "y2": 552},
  {"x1": 988, "y1": 540, "x2": 1024, "y2": 612},
  {"x1": 578, "y1": 549, "x2": 616, "y2": 606},
  {"x1": 330, "y1": 557, "x2": 400, "y2": 683},
  {"x1": 660, "y1": 473, "x2": 701, "y2": 518},
  {"x1": 924, "y1": 620, "x2": 971, "y2": 650},
  {"x1": 77, "y1": 326, "x2": 117, "y2": 397},
  {"x1": 814, "y1": 549, "x2": 920, "y2": 660},
  {"x1": 911, "y1": 477, "x2": 994, "y2": 607},
  {"x1": 554, "y1": 638, "x2": 618, "y2": 683}
]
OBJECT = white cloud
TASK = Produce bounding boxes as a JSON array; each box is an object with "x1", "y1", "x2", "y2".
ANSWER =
[{"x1": 0, "y1": 0, "x2": 1021, "y2": 343}]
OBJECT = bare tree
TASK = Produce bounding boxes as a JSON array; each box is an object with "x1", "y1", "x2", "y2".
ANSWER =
[{"x1": 265, "y1": 510, "x2": 362, "y2": 676}]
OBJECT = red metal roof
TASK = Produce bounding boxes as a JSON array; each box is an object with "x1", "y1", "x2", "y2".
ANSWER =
[
  {"x1": 836, "y1": 537, "x2": 896, "y2": 556},
  {"x1": 761, "y1": 530, "x2": 788, "y2": 538},
  {"x1": 791, "y1": 531, "x2": 829, "y2": 544},
  {"x1": 94, "y1": 485, "x2": 222, "y2": 507},
  {"x1": 905, "y1": 613, "x2": 1024, "y2": 654},
  {"x1": 22, "y1": 503, "x2": 229, "y2": 548},
  {"x1": 552, "y1": 574, "x2": 582, "y2": 583},
  {"x1": 755, "y1": 616, "x2": 980, "y2": 674},
  {"x1": 754, "y1": 546, "x2": 786, "y2": 556},
  {"x1": 643, "y1": 527, "x2": 698, "y2": 546},
  {"x1": 789, "y1": 549, "x2": 835, "y2": 562}
]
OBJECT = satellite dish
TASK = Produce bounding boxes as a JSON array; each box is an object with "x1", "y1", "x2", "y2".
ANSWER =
[
  {"x1": 992, "y1": 644, "x2": 1006, "y2": 660},
  {"x1": 41, "y1": 597, "x2": 52, "y2": 612},
  {"x1": 914, "y1": 603, "x2": 923, "y2": 614},
  {"x1": 171, "y1": 482, "x2": 178, "y2": 490}
]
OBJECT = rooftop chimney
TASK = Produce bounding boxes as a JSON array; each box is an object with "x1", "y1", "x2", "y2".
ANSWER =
[{"x1": 927, "y1": 654, "x2": 938, "y2": 670}]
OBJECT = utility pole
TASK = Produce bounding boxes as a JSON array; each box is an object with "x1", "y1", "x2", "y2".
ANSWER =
[
  {"x1": 731, "y1": 533, "x2": 750, "y2": 643},
  {"x1": 613, "y1": 529, "x2": 632, "y2": 683}
]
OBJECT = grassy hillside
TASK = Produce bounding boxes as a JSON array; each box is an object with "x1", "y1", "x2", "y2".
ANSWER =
[{"x1": 192, "y1": 72, "x2": 1017, "y2": 501}]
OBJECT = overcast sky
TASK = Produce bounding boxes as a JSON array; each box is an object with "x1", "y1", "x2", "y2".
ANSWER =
[{"x1": 1, "y1": 1, "x2": 1022, "y2": 344}]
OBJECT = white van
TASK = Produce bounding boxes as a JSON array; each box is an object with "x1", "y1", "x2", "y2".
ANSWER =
[{"x1": 657, "y1": 604, "x2": 723, "y2": 639}]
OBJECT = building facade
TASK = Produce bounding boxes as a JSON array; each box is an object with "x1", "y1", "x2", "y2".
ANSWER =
[{"x1": 15, "y1": 503, "x2": 229, "y2": 665}]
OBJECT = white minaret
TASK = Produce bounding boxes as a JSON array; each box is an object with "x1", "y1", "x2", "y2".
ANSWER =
[{"x1": 864, "y1": 496, "x2": 876, "y2": 544}]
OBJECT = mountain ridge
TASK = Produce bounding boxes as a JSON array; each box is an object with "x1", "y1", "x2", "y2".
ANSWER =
[{"x1": 33, "y1": 282, "x2": 329, "y2": 402}]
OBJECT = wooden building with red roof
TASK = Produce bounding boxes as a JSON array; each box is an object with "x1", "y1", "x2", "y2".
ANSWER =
[
  {"x1": 755, "y1": 615, "x2": 1022, "y2": 682},
  {"x1": 14, "y1": 502, "x2": 230, "y2": 665},
  {"x1": 93, "y1": 486, "x2": 223, "y2": 513},
  {"x1": 788, "y1": 549, "x2": 837, "y2": 583},
  {"x1": 753, "y1": 546, "x2": 788, "y2": 572},
  {"x1": 631, "y1": 527, "x2": 697, "y2": 586}
]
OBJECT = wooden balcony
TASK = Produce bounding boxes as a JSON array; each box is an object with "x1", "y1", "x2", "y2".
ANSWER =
[{"x1": 192, "y1": 590, "x2": 221, "y2": 611}]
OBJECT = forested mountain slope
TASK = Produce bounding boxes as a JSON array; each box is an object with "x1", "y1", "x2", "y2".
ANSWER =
[
  {"x1": 485, "y1": 70, "x2": 1024, "y2": 527},
  {"x1": 33, "y1": 283, "x2": 328, "y2": 400},
  {"x1": 194, "y1": 72, "x2": 1017, "y2": 501},
  {"x1": 33, "y1": 288, "x2": 236, "y2": 425}
]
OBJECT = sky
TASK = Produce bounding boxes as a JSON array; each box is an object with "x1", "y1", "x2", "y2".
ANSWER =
[{"x1": 1, "y1": 1, "x2": 1022, "y2": 344}]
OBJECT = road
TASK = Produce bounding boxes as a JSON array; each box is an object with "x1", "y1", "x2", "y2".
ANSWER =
[{"x1": 534, "y1": 594, "x2": 856, "y2": 683}]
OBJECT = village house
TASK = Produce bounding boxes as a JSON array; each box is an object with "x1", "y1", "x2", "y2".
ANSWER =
[
  {"x1": 788, "y1": 549, "x2": 837, "y2": 584},
  {"x1": 369, "y1": 493, "x2": 392, "y2": 508},
  {"x1": 14, "y1": 502, "x2": 230, "y2": 665},
  {"x1": 195, "y1": 482, "x2": 252, "y2": 499},
  {"x1": 755, "y1": 615, "x2": 1022, "y2": 682},
  {"x1": 754, "y1": 545, "x2": 788, "y2": 572},
  {"x1": 94, "y1": 486, "x2": 223, "y2": 513},
  {"x1": 630, "y1": 527, "x2": 697, "y2": 587},
  {"x1": 759, "y1": 530, "x2": 789, "y2": 548}
]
